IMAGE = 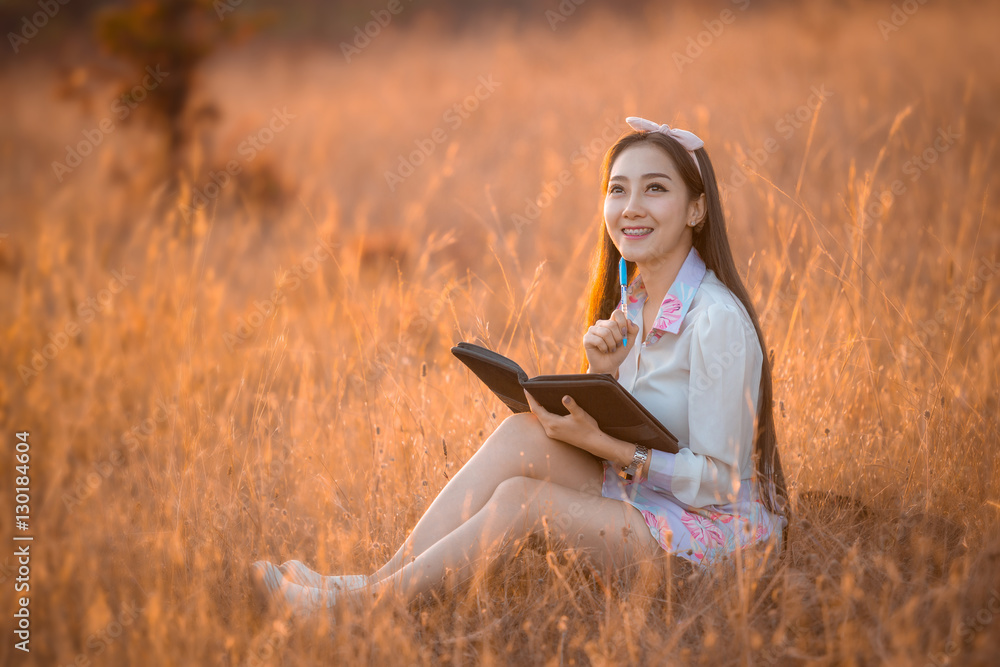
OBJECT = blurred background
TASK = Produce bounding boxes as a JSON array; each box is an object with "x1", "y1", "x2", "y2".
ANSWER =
[{"x1": 1, "y1": 0, "x2": 999, "y2": 664}]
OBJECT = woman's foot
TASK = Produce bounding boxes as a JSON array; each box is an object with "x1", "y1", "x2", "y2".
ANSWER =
[
  {"x1": 278, "y1": 559, "x2": 370, "y2": 591},
  {"x1": 250, "y1": 560, "x2": 283, "y2": 611},
  {"x1": 250, "y1": 560, "x2": 337, "y2": 619}
]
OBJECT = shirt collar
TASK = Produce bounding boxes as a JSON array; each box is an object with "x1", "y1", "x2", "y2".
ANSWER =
[{"x1": 620, "y1": 246, "x2": 707, "y2": 344}]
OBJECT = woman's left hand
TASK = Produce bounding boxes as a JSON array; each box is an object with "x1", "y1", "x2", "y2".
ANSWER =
[{"x1": 523, "y1": 390, "x2": 602, "y2": 452}]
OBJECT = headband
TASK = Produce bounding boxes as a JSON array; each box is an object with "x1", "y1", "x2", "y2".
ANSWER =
[{"x1": 625, "y1": 116, "x2": 704, "y2": 181}]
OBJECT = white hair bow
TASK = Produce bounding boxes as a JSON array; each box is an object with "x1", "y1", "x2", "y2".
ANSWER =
[{"x1": 625, "y1": 116, "x2": 704, "y2": 180}]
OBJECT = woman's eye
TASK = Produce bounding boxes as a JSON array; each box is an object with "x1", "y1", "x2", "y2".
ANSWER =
[
  {"x1": 609, "y1": 185, "x2": 623, "y2": 194},
  {"x1": 648, "y1": 183, "x2": 666, "y2": 191}
]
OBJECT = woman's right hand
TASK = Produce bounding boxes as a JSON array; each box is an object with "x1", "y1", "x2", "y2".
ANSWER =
[{"x1": 584, "y1": 308, "x2": 639, "y2": 376}]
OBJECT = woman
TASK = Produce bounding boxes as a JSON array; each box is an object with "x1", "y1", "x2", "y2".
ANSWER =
[{"x1": 251, "y1": 115, "x2": 790, "y2": 617}]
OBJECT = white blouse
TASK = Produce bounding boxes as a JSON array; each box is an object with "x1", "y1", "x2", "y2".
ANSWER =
[{"x1": 614, "y1": 247, "x2": 764, "y2": 509}]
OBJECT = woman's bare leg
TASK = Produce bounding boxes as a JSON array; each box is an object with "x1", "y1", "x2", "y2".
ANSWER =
[
  {"x1": 366, "y1": 475, "x2": 660, "y2": 604},
  {"x1": 369, "y1": 413, "x2": 605, "y2": 582}
]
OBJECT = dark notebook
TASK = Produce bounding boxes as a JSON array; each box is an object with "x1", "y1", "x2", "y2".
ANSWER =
[{"x1": 451, "y1": 341, "x2": 679, "y2": 453}]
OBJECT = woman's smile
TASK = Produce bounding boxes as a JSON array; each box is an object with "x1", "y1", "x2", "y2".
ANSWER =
[{"x1": 622, "y1": 227, "x2": 654, "y2": 238}]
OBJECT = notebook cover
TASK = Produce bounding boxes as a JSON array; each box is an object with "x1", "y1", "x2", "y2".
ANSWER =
[
  {"x1": 450, "y1": 341, "x2": 532, "y2": 413},
  {"x1": 451, "y1": 342, "x2": 679, "y2": 453}
]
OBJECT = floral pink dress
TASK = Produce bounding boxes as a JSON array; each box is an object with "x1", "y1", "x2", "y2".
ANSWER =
[{"x1": 601, "y1": 462, "x2": 780, "y2": 565}]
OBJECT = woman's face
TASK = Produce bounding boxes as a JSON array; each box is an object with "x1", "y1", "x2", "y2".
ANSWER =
[{"x1": 604, "y1": 143, "x2": 696, "y2": 266}]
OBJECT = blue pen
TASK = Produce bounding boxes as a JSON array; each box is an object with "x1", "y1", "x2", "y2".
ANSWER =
[{"x1": 619, "y1": 257, "x2": 628, "y2": 346}]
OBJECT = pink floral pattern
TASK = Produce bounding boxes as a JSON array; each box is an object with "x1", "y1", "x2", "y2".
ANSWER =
[
  {"x1": 618, "y1": 247, "x2": 706, "y2": 346},
  {"x1": 681, "y1": 510, "x2": 725, "y2": 549},
  {"x1": 640, "y1": 509, "x2": 674, "y2": 551},
  {"x1": 649, "y1": 298, "x2": 683, "y2": 342},
  {"x1": 681, "y1": 500, "x2": 777, "y2": 564},
  {"x1": 603, "y1": 461, "x2": 784, "y2": 568}
]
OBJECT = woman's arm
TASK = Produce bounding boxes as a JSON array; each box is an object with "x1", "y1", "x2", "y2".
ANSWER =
[
  {"x1": 587, "y1": 365, "x2": 620, "y2": 381},
  {"x1": 581, "y1": 430, "x2": 644, "y2": 473},
  {"x1": 523, "y1": 391, "x2": 639, "y2": 470},
  {"x1": 584, "y1": 305, "x2": 761, "y2": 500},
  {"x1": 669, "y1": 303, "x2": 763, "y2": 506}
]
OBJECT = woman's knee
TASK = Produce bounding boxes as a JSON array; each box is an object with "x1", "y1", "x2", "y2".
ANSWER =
[
  {"x1": 477, "y1": 414, "x2": 602, "y2": 487},
  {"x1": 486, "y1": 476, "x2": 578, "y2": 532},
  {"x1": 471, "y1": 476, "x2": 528, "y2": 550},
  {"x1": 494, "y1": 412, "x2": 543, "y2": 442},
  {"x1": 483, "y1": 475, "x2": 540, "y2": 522},
  {"x1": 481, "y1": 414, "x2": 553, "y2": 466},
  {"x1": 489, "y1": 474, "x2": 534, "y2": 504}
]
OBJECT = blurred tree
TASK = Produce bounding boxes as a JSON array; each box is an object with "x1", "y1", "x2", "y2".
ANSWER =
[{"x1": 94, "y1": 0, "x2": 273, "y2": 179}]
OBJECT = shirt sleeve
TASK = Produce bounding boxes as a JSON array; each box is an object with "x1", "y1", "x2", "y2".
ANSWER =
[
  {"x1": 645, "y1": 449, "x2": 675, "y2": 493},
  {"x1": 669, "y1": 303, "x2": 762, "y2": 507}
]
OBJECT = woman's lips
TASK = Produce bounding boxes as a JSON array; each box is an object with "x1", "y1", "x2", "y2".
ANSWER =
[{"x1": 622, "y1": 227, "x2": 653, "y2": 238}]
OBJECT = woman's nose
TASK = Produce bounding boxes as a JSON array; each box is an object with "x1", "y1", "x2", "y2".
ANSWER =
[{"x1": 622, "y1": 193, "x2": 645, "y2": 217}]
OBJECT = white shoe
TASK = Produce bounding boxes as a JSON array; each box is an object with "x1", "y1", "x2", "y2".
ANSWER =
[
  {"x1": 250, "y1": 560, "x2": 283, "y2": 609},
  {"x1": 278, "y1": 559, "x2": 370, "y2": 591},
  {"x1": 277, "y1": 560, "x2": 323, "y2": 588},
  {"x1": 251, "y1": 560, "x2": 336, "y2": 619}
]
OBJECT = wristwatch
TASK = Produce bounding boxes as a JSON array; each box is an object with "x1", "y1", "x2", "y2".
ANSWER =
[{"x1": 621, "y1": 444, "x2": 649, "y2": 482}]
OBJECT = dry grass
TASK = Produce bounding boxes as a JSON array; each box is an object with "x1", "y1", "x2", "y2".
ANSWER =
[{"x1": 2, "y1": 1, "x2": 999, "y2": 665}]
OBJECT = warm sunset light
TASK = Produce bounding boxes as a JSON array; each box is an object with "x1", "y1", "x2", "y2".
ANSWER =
[{"x1": 2, "y1": 0, "x2": 997, "y2": 664}]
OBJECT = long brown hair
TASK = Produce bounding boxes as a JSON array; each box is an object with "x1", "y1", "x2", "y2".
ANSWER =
[{"x1": 581, "y1": 128, "x2": 791, "y2": 535}]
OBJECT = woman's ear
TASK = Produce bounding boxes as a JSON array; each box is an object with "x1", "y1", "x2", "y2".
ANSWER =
[{"x1": 688, "y1": 193, "x2": 707, "y2": 226}]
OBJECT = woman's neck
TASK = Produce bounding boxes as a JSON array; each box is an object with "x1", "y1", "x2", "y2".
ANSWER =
[{"x1": 636, "y1": 240, "x2": 693, "y2": 313}]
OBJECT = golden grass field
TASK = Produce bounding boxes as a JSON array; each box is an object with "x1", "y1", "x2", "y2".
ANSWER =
[{"x1": 2, "y1": 0, "x2": 999, "y2": 664}]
